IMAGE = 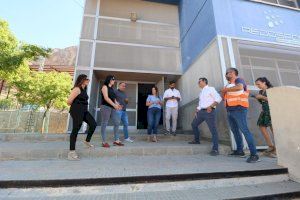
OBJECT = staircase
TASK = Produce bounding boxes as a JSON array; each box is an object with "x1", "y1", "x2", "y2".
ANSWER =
[{"x1": 0, "y1": 133, "x2": 299, "y2": 200}]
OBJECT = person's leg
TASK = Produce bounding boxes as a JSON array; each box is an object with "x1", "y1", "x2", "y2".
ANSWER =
[
  {"x1": 100, "y1": 105, "x2": 112, "y2": 143},
  {"x1": 259, "y1": 126, "x2": 274, "y2": 147},
  {"x1": 122, "y1": 111, "x2": 129, "y2": 139},
  {"x1": 147, "y1": 108, "x2": 154, "y2": 135},
  {"x1": 191, "y1": 111, "x2": 206, "y2": 143},
  {"x1": 165, "y1": 107, "x2": 171, "y2": 132},
  {"x1": 70, "y1": 113, "x2": 84, "y2": 151},
  {"x1": 205, "y1": 110, "x2": 219, "y2": 151},
  {"x1": 233, "y1": 109, "x2": 257, "y2": 156},
  {"x1": 83, "y1": 111, "x2": 97, "y2": 142},
  {"x1": 112, "y1": 109, "x2": 121, "y2": 142},
  {"x1": 227, "y1": 111, "x2": 244, "y2": 152},
  {"x1": 153, "y1": 108, "x2": 162, "y2": 135},
  {"x1": 171, "y1": 107, "x2": 178, "y2": 133}
]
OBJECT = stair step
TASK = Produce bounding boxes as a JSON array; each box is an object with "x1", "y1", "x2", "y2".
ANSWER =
[
  {"x1": 0, "y1": 155, "x2": 286, "y2": 188},
  {"x1": 0, "y1": 141, "x2": 231, "y2": 161},
  {"x1": 1, "y1": 180, "x2": 299, "y2": 199}
]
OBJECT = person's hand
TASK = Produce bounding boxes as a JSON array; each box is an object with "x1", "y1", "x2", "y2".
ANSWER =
[
  {"x1": 114, "y1": 104, "x2": 122, "y2": 110},
  {"x1": 221, "y1": 88, "x2": 227, "y2": 94},
  {"x1": 194, "y1": 109, "x2": 199, "y2": 118},
  {"x1": 206, "y1": 106, "x2": 212, "y2": 113},
  {"x1": 255, "y1": 94, "x2": 264, "y2": 100}
]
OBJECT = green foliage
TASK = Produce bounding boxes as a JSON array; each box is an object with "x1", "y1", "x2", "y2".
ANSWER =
[
  {"x1": 0, "y1": 19, "x2": 51, "y2": 72},
  {"x1": 12, "y1": 70, "x2": 72, "y2": 111},
  {"x1": 0, "y1": 98, "x2": 13, "y2": 110}
]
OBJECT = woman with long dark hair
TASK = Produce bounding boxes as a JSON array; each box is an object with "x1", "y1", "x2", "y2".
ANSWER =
[
  {"x1": 146, "y1": 86, "x2": 163, "y2": 142},
  {"x1": 67, "y1": 74, "x2": 97, "y2": 160},
  {"x1": 255, "y1": 77, "x2": 276, "y2": 157},
  {"x1": 100, "y1": 75, "x2": 123, "y2": 148}
]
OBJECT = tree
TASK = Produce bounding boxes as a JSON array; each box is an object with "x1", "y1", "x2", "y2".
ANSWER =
[{"x1": 0, "y1": 19, "x2": 51, "y2": 72}]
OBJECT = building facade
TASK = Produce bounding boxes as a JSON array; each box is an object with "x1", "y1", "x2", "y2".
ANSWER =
[{"x1": 70, "y1": 0, "x2": 300, "y2": 146}]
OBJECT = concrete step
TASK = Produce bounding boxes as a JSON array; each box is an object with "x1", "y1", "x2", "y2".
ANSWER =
[
  {"x1": 1, "y1": 180, "x2": 299, "y2": 200},
  {"x1": 0, "y1": 155, "x2": 286, "y2": 187},
  {"x1": 0, "y1": 140, "x2": 231, "y2": 161},
  {"x1": 2, "y1": 181, "x2": 298, "y2": 200},
  {"x1": 0, "y1": 132, "x2": 194, "y2": 142}
]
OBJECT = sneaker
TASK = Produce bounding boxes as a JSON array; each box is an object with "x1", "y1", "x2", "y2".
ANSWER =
[
  {"x1": 246, "y1": 155, "x2": 261, "y2": 163},
  {"x1": 83, "y1": 141, "x2": 94, "y2": 148},
  {"x1": 188, "y1": 141, "x2": 200, "y2": 144},
  {"x1": 102, "y1": 143, "x2": 110, "y2": 148},
  {"x1": 228, "y1": 150, "x2": 246, "y2": 158},
  {"x1": 172, "y1": 131, "x2": 176, "y2": 136},
  {"x1": 124, "y1": 138, "x2": 134, "y2": 143},
  {"x1": 113, "y1": 141, "x2": 125, "y2": 146},
  {"x1": 209, "y1": 150, "x2": 219, "y2": 156},
  {"x1": 67, "y1": 151, "x2": 80, "y2": 161},
  {"x1": 163, "y1": 129, "x2": 171, "y2": 135}
]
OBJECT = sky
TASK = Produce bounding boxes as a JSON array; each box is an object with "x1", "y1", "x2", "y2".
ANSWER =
[{"x1": 0, "y1": 0, "x2": 85, "y2": 49}]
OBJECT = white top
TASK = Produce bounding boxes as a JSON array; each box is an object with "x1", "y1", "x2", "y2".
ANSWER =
[
  {"x1": 163, "y1": 88, "x2": 182, "y2": 108},
  {"x1": 197, "y1": 85, "x2": 222, "y2": 110}
]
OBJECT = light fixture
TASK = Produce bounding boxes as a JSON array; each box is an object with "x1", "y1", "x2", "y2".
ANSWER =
[{"x1": 130, "y1": 12, "x2": 138, "y2": 22}]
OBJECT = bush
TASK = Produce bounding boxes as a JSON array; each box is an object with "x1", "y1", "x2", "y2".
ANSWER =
[{"x1": 0, "y1": 98, "x2": 14, "y2": 110}]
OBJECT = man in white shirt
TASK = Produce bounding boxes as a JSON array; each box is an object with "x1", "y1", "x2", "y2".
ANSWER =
[
  {"x1": 163, "y1": 81, "x2": 181, "y2": 136},
  {"x1": 189, "y1": 78, "x2": 222, "y2": 156}
]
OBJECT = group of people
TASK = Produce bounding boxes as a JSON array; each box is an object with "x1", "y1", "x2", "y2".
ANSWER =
[{"x1": 67, "y1": 67, "x2": 276, "y2": 163}]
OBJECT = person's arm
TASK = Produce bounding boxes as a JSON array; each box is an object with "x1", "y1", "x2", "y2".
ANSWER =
[
  {"x1": 222, "y1": 83, "x2": 244, "y2": 93},
  {"x1": 124, "y1": 98, "x2": 129, "y2": 104},
  {"x1": 102, "y1": 86, "x2": 120, "y2": 110},
  {"x1": 255, "y1": 94, "x2": 268, "y2": 101},
  {"x1": 146, "y1": 96, "x2": 153, "y2": 107},
  {"x1": 163, "y1": 91, "x2": 171, "y2": 101},
  {"x1": 175, "y1": 91, "x2": 181, "y2": 101},
  {"x1": 67, "y1": 87, "x2": 81, "y2": 106},
  {"x1": 206, "y1": 88, "x2": 222, "y2": 113}
]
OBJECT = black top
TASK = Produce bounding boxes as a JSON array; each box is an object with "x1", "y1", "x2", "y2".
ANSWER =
[
  {"x1": 70, "y1": 87, "x2": 89, "y2": 113},
  {"x1": 101, "y1": 85, "x2": 116, "y2": 108}
]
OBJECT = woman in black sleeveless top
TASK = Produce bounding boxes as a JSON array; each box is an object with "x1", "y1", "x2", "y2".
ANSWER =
[
  {"x1": 100, "y1": 75, "x2": 123, "y2": 148},
  {"x1": 67, "y1": 74, "x2": 97, "y2": 160}
]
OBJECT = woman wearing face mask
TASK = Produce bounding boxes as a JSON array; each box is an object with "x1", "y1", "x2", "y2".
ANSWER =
[
  {"x1": 255, "y1": 77, "x2": 276, "y2": 158},
  {"x1": 67, "y1": 74, "x2": 97, "y2": 161},
  {"x1": 100, "y1": 75, "x2": 123, "y2": 148}
]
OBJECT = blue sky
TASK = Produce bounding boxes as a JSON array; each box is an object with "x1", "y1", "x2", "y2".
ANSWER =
[{"x1": 0, "y1": 0, "x2": 85, "y2": 49}]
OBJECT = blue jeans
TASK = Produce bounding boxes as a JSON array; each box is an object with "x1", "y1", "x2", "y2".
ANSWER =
[
  {"x1": 116, "y1": 110, "x2": 129, "y2": 139},
  {"x1": 191, "y1": 110, "x2": 219, "y2": 151},
  {"x1": 147, "y1": 107, "x2": 161, "y2": 135},
  {"x1": 227, "y1": 108, "x2": 257, "y2": 155}
]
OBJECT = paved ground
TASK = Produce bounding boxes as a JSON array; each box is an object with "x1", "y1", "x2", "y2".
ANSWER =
[{"x1": 0, "y1": 154, "x2": 280, "y2": 181}]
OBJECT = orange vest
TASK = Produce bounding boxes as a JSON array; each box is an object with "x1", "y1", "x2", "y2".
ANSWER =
[{"x1": 224, "y1": 80, "x2": 249, "y2": 108}]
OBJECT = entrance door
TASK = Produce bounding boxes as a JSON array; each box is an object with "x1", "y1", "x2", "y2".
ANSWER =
[{"x1": 137, "y1": 84, "x2": 155, "y2": 129}]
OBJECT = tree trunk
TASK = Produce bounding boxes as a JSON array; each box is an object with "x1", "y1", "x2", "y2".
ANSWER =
[
  {"x1": 6, "y1": 86, "x2": 11, "y2": 99},
  {"x1": 0, "y1": 80, "x2": 5, "y2": 95}
]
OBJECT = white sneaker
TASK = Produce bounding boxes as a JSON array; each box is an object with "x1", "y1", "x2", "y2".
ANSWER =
[
  {"x1": 124, "y1": 138, "x2": 134, "y2": 143},
  {"x1": 67, "y1": 151, "x2": 80, "y2": 161},
  {"x1": 83, "y1": 141, "x2": 94, "y2": 148}
]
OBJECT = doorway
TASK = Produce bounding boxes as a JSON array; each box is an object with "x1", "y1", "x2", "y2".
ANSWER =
[{"x1": 137, "y1": 84, "x2": 155, "y2": 129}]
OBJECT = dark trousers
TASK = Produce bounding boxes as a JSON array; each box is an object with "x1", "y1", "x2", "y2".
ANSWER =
[
  {"x1": 191, "y1": 110, "x2": 219, "y2": 151},
  {"x1": 70, "y1": 110, "x2": 97, "y2": 150},
  {"x1": 147, "y1": 107, "x2": 161, "y2": 135}
]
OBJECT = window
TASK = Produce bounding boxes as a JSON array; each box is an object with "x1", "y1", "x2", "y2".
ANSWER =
[
  {"x1": 258, "y1": 0, "x2": 299, "y2": 9},
  {"x1": 236, "y1": 41, "x2": 300, "y2": 88}
]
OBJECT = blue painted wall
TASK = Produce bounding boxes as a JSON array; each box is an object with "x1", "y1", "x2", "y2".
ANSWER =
[
  {"x1": 179, "y1": 0, "x2": 217, "y2": 72},
  {"x1": 212, "y1": 0, "x2": 300, "y2": 45},
  {"x1": 179, "y1": 0, "x2": 300, "y2": 72}
]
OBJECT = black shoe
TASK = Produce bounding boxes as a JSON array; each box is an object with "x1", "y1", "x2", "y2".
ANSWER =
[
  {"x1": 209, "y1": 150, "x2": 219, "y2": 156},
  {"x1": 188, "y1": 141, "x2": 200, "y2": 144},
  {"x1": 172, "y1": 131, "x2": 176, "y2": 136},
  {"x1": 163, "y1": 129, "x2": 170, "y2": 135},
  {"x1": 228, "y1": 150, "x2": 246, "y2": 158},
  {"x1": 246, "y1": 155, "x2": 261, "y2": 163}
]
